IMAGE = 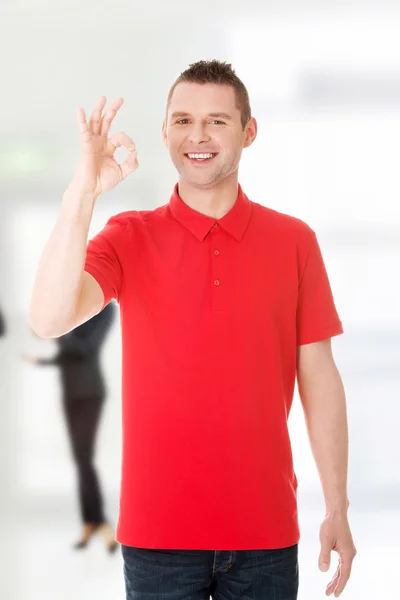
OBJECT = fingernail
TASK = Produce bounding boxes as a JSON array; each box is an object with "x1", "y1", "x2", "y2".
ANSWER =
[{"x1": 320, "y1": 563, "x2": 329, "y2": 571}]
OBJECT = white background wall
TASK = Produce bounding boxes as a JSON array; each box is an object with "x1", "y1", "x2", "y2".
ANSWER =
[{"x1": 0, "y1": 1, "x2": 399, "y2": 598}]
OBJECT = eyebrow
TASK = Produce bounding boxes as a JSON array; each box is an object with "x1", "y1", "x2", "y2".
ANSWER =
[{"x1": 170, "y1": 111, "x2": 233, "y2": 121}]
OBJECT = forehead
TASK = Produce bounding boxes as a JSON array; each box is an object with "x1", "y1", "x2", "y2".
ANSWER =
[{"x1": 168, "y1": 82, "x2": 239, "y2": 116}]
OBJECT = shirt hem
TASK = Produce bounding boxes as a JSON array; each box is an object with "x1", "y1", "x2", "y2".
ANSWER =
[{"x1": 115, "y1": 531, "x2": 301, "y2": 551}]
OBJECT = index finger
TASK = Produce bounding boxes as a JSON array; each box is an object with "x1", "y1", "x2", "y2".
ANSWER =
[{"x1": 100, "y1": 97, "x2": 124, "y2": 136}]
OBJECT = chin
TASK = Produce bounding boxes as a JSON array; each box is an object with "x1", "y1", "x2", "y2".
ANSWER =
[{"x1": 185, "y1": 172, "x2": 217, "y2": 183}]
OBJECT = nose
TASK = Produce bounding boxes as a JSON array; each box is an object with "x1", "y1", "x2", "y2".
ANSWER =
[{"x1": 187, "y1": 123, "x2": 211, "y2": 145}]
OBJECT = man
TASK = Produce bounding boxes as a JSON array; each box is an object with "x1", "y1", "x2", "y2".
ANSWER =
[{"x1": 30, "y1": 60, "x2": 356, "y2": 599}]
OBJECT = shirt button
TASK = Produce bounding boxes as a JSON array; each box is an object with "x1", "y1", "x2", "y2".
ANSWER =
[
  {"x1": 213, "y1": 249, "x2": 220, "y2": 256},
  {"x1": 212, "y1": 223, "x2": 218, "y2": 228},
  {"x1": 214, "y1": 279, "x2": 220, "y2": 286}
]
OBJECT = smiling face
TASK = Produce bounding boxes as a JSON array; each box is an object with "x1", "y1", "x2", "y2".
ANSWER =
[{"x1": 162, "y1": 82, "x2": 257, "y2": 189}]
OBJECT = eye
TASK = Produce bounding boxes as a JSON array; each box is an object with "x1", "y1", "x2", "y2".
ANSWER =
[
  {"x1": 177, "y1": 119, "x2": 190, "y2": 124},
  {"x1": 211, "y1": 120, "x2": 225, "y2": 125}
]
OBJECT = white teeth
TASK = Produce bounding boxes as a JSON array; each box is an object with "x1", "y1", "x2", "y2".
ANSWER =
[{"x1": 187, "y1": 153, "x2": 215, "y2": 159}]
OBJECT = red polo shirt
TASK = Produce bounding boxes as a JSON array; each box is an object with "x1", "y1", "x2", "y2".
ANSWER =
[{"x1": 84, "y1": 183, "x2": 343, "y2": 550}]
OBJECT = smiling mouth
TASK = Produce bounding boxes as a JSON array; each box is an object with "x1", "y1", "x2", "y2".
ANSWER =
[{"x1": 184, "y1": 152, "x2": 218, "y2": 164}]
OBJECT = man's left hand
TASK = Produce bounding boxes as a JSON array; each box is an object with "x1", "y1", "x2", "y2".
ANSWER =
[{"x1": 318, "y1": 512, "x2": 357, "y2": 597}]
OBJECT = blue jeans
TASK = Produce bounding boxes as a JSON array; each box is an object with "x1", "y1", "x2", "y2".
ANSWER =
[{"x1": 122, "y1": 544, "x2": 299, "y2": 599}]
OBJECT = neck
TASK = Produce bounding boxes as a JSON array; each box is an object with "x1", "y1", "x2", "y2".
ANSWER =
[{"x1": 177, "y1": 172, "x2": 239, "y2": 219}]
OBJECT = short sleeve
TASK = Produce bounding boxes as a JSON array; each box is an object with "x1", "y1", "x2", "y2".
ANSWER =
[
  {"x1": 296, "y1": 230, "x2": 344, "y2": 346},
  {"x1": 84, "y1": 215, "x2": 130, "y2": 307}
]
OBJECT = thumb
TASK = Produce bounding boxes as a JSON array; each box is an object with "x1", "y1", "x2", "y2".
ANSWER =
[{"x1": 319, "y1": 546, "x2": 331, "y2": 572}]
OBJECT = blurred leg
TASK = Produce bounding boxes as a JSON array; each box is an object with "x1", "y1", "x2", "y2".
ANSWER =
[{"x1": 63, "y1": 396, "x2": 106, "y2": 524}]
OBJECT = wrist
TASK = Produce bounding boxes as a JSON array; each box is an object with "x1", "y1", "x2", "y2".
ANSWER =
[
  {"x1": 61, "y1": 187, "x2": 97, "y2": 219},
  {"x1": 325, "y1": 498, "x2": 350, "y2": 518},
  {"x1": 64, "y1": 180, "x2": 98, "y2": 203}
]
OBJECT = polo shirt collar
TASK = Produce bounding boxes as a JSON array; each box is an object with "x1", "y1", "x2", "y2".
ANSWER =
[{"x1": 169, "y1": 182, "x2": 251, "y2": 242}]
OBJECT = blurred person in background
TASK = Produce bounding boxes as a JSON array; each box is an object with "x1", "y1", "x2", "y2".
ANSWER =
[
  {"x1": 22, "y1": 301, "x2": 118, "y2": 553},
  {"x1": 29, "y1": 60, "x2": 356, "y2": 599},
  {"x1": 0, "y1": 306, "x2": 5, "y2": 336}
]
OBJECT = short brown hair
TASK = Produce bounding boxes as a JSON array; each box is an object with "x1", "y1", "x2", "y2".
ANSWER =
[{"x1": 166, "y1": 60, "x2": 252, "y2": 130}]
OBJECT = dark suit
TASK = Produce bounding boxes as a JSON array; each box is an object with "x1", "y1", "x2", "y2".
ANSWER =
[{"x1": 39, "y1": 302, "x2": 115, "y2": 524}]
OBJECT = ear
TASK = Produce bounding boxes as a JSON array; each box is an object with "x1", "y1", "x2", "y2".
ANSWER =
[
  {"x1": 243, "y1": 117, "x2": 258, "y2": 149},
  {"x1": 162, "y1": 120, "x2": 168, "y2": 148}
]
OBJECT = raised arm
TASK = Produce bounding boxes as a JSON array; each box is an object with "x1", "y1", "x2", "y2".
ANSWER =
[{"x1": 30, "y1": 96, "x2": 138, "y2": 338}]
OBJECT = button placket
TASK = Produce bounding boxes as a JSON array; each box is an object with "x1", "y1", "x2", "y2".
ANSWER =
[
  {"x1": 211, "y1": 226, "x2": 220, "y2": 287},
  {"x1": 209, "y1": 225, "x2": 225, "y2": 311}
]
